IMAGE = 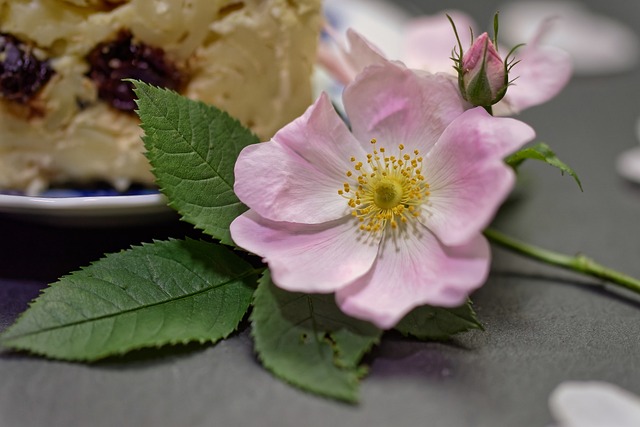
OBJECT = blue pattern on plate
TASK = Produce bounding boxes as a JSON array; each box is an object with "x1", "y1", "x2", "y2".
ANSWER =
[{"x1": 0, "y1": 188, "x2": 159, "y2": 198}]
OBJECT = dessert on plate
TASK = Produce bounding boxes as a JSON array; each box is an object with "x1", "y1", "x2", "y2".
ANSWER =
[{"x1": 0, "y1": 0, "x2": 321, "y2": 194}]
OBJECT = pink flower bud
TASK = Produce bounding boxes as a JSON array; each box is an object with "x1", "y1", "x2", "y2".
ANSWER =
[{"x1": 459, "y1": 32, "x2": 508, "y2": 107}]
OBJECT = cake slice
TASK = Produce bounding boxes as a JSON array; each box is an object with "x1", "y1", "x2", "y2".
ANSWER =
[{"x1": 0, "y1": 0, "x2": 321, "y2": 194}]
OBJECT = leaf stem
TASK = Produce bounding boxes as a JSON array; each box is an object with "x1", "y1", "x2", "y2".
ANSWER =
[{"x1": 484, "y1": 228, "x2": 640, "y2": 294}]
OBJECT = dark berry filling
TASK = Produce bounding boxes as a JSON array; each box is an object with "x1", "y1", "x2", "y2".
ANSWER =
[
  {"x1": 0, "y1": 33, "x2": 54, "y2": 103},
  {"x1": 86, "y1": 31, "x2": 182, "y2": 112}
]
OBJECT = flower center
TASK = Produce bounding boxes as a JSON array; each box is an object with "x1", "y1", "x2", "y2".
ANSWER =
[
  {"x1": 339, "y1": 138, "x2": 430, "y2": 233},
  {"x1": 373, "y1": 178, "x2": 403, "y2": 209}
]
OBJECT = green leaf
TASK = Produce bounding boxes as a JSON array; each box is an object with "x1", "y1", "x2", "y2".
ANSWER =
[
  {"x1": 394, "y1": 301, "x2": 483, "y2": 341},
  {"x1": 251, "y1": 272, "x2": 382, "y2": 403},
  {"x1": 505, "y1": 142, "x2": 583, "y2": 191},
  {"x1": 133, "y1": 81, "x2": 260, "y2": 245},
  {"x1": 0, "y1": 239, "x2": 257, "y2": 361}
]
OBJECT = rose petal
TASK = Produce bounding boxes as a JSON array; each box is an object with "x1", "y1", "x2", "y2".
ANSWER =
[
  {"x1": 344, "y1": 28, "x2": 390, "y2": 78},
  {"x1": 549, "y1": 381, "x2": 640, "y2": 427},
  {"x1": 317, "y1": 27, "x2": 390, "y2": 86},
  {"x1": 234, "y1": 93, "x2": 365, "y2": 224},
  {"x1": 499, "y1": 1, "x2": 640, "y2": 75},
  {"x1": 403, "y1": 10, "x2": 475, "y2": 73},
  {"x1": 497, "y1": 23, "x2": 573, "y2": 114},
  {"x1": 316, "y1": 41, "x2": 358, "y2": 87},
  {"x1": 336, "y1": 227, "x2": 490, "y2": 329},
  {"x1": 343, "y1": 61, "x2": 467, "y2": 156},
  {"x1": 230, "y1": 211, "x2": 379, "y2": 293},
  {"x1": 422, "y1": 108, "x2": 535, "y2": 246}
]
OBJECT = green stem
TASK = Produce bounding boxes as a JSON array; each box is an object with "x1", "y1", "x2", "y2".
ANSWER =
[{"x1": 484, "y1": 228, "x2": 640, "y2": 294}]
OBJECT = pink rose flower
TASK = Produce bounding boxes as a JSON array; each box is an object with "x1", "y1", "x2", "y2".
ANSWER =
[{"x1": 230, "y1": 62, "x2": 535, "y2": 328}]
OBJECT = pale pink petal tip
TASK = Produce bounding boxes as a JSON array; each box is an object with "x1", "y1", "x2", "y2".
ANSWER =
[
  {"x1": 343, "y1": 60, "x2": 466, "y2": 156},
  {"x1": 500, "y1": 29, "x2": 573, "y2": 113},
  {"x1": 230, "y1": 212, "x2": 379, "y2": 294},
  {"x1": 233, "y1": 93, "x2": 362, "y2": 224},
  {"x1": 499, "y1": 1, "x2": 640, "y2": 75},
  {"x1": 549, "y1": 381, "x2": 640, "y2": 427},
  {"x1": 404, "y1": 10, "x2": 475, "y2": 73},
  {"x1": 422, "y1": 108, "x2": 535, "y2": 246},
  {"x1": 336, "y1": 233, "x2": 491, "y2": 329}
]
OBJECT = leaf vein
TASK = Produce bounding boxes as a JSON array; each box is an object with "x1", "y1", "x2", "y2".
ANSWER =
[{"x1": 2, "y1": 271, "x2": 256, "y2": 343}]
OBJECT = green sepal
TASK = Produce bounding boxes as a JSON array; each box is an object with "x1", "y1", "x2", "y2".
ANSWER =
[
  {"x1": 132, "y1": 81, "x2": 260, "y2": 245},
  {"x1": 251, "y1": 271, "x2": 382, "y2": 403},
  {"x1": 0, "y1": 239, "x2": 257, "y2": 361},
  {"x1": 505, "y1": 142, "x2": 583, "y2": 191},
  {"x1": 394, "y1": 301, "x2": 483, "y2": 341}
]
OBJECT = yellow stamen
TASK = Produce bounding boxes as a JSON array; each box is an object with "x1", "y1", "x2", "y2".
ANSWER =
[{"x1": 340, "y1": 139, "x2": 430, "y2": 234}]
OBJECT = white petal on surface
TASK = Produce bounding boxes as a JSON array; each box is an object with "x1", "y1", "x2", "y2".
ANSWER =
[
  {"x1": 234, "y1": 93, "x2": 364, "y2": 224},
  {"x1": 499, "y1": 1, "x2": 639, "y2": 75},
  {"x1": 616, "y1": 147, "x2": 640, "y2": 184},
  {"x1": 549, "y1": 381, "x2": 640, "y2": 427},
  {"x1": 421, "y1": 108, "x2": 535, "y2": 246},
  {"x1": 616, "y1": 118, "x2": 640, "y2": 184},
  {"x1": 336, "y1": 229, "x2": 490, "y2": 329},
  {"x1": 230, "y1": 211, "x2": 379, "y2": 293},
  {"x1": 343, "y1": 62, "x2": 467, "y2": 156}
]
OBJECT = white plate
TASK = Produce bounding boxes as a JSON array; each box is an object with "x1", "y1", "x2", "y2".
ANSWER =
[
  {"x1": 0, "y1": 190, "x2": 173, "y2": 226},
  {"x1": 1, "y1": 0, "x2": 408, "y2": 227}
]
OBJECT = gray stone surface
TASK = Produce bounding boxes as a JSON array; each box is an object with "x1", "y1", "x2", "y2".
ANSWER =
[{"x1": 3, "y1": 1, "x2": 640, "y2": 426}]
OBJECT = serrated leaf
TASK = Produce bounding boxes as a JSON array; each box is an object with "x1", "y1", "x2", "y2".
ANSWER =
[
  {"x1": 505, "y1": 142, "x2": 583, "y2": 191},
  {"x1": 251, "y1": 272, "x2": 381, "y2": 403},
  {"x1": 0, "y1": 239, "x2": 257, "y2": 361},
  {"x1": 394, "y1": 301, "x2": 483, "y2": 341},
  {"x1": 133, "y1": 81, "x2": 260, "y2": 245}
]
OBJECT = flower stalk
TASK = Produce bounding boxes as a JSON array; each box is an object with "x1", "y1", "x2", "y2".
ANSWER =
[{"x1": 484, "y1": 228, "x2": 640, "y2": 294}]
